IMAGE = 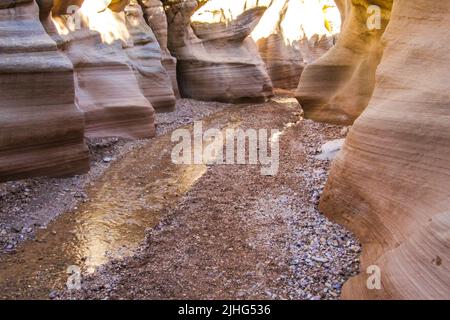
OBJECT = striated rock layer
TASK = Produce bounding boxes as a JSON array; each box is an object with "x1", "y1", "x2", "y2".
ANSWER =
[
  {"x1": 253, "y1": 0, "x2": 340, "y2": 91},
  {"x1": 139, "y1": 0, "x2": 180, "y2": 98},
  {"x1": 164, "y1": 0, "x2": 273, "y2": 103},
  {"x1": 63, "y1": 31, "x2": 157, "y2": 139},
  {"x1": 49, "y1": 0, "x2": 156, "y2": 138},
  {"x1": 0, "y1": 0, "x2": 89, "y2": 182},
  {"x1": 125, "y1": 0, "x2": 176, "y2": 111},
  {"x1": 296, "y1": 0, "x2": 392, "y2": 125},
  {"x1": 53, "y1": 0, "x2": 176, "y2": 112},
  {"x1": 320, "y1": 0, "x2": 450, "y2": 299}
]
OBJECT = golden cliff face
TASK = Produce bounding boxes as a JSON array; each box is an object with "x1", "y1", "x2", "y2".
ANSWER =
[
  {"x1": 189, "y1": 0, "x2": 342, "y2": 92},
  {"x1": 252, "y1": 0, "x2": 341, "y2": 91},
  {"x1": 124, "y1": 0, "x2": 176, "y2": 111},
  {"x1": 320, "y1": 0, "x2": 450, "y2": 299},
  {"x1": 296, "y1": 0, "x2": 392, "y2": 125}
]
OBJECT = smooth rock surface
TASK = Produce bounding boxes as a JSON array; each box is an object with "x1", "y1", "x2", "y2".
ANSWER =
[
  {"x1": 139, "y1": 0, "x2": 180, "y2": 98},
  {"x1": 296, "y1": 0, "x2": 392, "y2": 125},
  {"x1": 165, "y1": 0, "x2": 273, "y2": 102},
  {"x1": 125, "y1": 0, "x2": 176, "y2": 111},
  {"x1": 0, "y1": 0, "x2": 89, "y2": 182},
  {"x1": 320, "y1": 0, "x2": 450, "y2": 299},
  {"x1": 315, "y1": 139, "x2": 344, "y2": 161},
  {"x1": 50, "y1": 0, "x2": 156, "y2": 139},
  {"x1": 253, "y1": 0, "x2": 340, "y2": 90}
]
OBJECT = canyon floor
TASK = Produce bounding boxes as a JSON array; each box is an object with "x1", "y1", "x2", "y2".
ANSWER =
[{"x1": 0, "y1": 97, "x2": 360, "y2": 300}]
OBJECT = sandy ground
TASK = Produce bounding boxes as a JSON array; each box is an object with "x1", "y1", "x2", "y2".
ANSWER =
[{"x1": 0, "y1": 97, "x2": 359, "y2": 300}]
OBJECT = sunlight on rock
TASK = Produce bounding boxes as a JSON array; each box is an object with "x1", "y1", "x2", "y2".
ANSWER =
[
  {"x1": 252, "y1": 0, "x2": 341, "y2": 45},
  {"x1": 52, "y1": 0, "x2": 130, "y2": 44},
  {"x1": 191, "y1": 0, "x2": 272, "y2": 24},
  {"x1": 43, "y1": 0, "x2": 123, "y2": 43},
  {"x1": 79, "y1": 0, "x2": 130, "y2": 44},
  {"x1": 191, "y1": 0, "x2": 341, "y2": 44}
]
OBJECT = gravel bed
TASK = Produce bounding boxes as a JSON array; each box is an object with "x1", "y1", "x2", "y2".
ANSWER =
[
  {"x1": 58, "y1": 100, "x2": 360, "y2": 300},
  {"x1": 0, "y1": 98, "x2": 231, "y2": 253}
]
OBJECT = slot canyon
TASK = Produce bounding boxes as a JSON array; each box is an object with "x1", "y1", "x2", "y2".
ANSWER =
[{"x1": 0, "y1": 0, "x2": 448, "y2": 301}]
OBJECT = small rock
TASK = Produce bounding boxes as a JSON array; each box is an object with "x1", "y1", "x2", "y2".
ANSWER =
[
  {"x1": 315, "y1": 139, "x2": 345, "y2": 161},
  {"x1": 12, "y1": 224, "x2": 23, "y2": 233},
  {"x1": 333, "y1": 283, "x2": 342, "y2": 290},
  {"x1": 237, "y1": 290, "x2": 246, "y2": 297},
  {"x1": 340, "y1": 126, "x2": 351, "y2": 136},
  {"x1": 329, "y1": 240, "x2": 339, "y2": 247},
  {"x1": 311, "y1": 256, "x2": 329, "y2": 263}
]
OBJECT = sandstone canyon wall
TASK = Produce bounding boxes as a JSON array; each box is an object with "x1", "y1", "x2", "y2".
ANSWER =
[
  {"x1": 296, "y1": 0, "x2": 392, "y2": 125},
  {"x1": 164, "y1": 0, "x2": 273, "y2": 102},
  {"x1": 0, "y1": 0, "x2": 89, "y2": 181},
  {"x1": 48, "y1": 0, "x2": 156, "y2": 139},
  {"x1": 320, "y1": 0, "x2": 450, "y2": 299},
  {"x1": 138, "y1": 0, "x2": 180, "y2": 98},
  {"x1": 125, "y1": 0, "x2": 176, "y2": 111},
  {"x1": 252, "y1": 0, "x2": 340, "y2": 91}
]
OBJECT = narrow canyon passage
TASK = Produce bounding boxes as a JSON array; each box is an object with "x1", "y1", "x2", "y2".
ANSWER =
[
  {"x1": 0, "y1": 98, "x2": 359, "y2": 299},
  {"x1": 1, "y1": 0, "x2": 449, "y2": 303}
]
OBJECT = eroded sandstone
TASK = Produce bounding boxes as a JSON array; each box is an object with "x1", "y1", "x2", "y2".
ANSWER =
[
  {"x1": 49, "y1": 0, "x2": 156, "y2": 139},
  {"x1": 125, "y1": 0, "x2": 176, "y2": 111},
  {"x1": 139, "y1": 0, "x2": 180, "y2": 97},
  {"x1": 164, "y1": 0, "x2": 273, "y2": 102},
  {"x1": 253, "y1": 0, "x2": 340, "y2": 91},
  {"x1": 0, "y1": 0, "x2": 89, "y2": 181},
  {"x1": 296, "y1": 0, "x2": 392, "y2": 125},
  {"x1": 320, "y1": 0, "x2": 450, "y2": 299}
]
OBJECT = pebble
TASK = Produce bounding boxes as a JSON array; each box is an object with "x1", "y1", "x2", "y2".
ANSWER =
[
  {"x1": 311, "y1": 256, "x2": 329, "y2": 263},
  {"x1": 49, "y1": 291, "x2": 58, "y2": 299},
  {"x1": 12, "y1": 225, "x2": 23, "y2": 233},
  {"x1": 340, "y1": 126, "x2": 351, "y2": 136},
  {"x1": 315, "y1": 139, "x2": 345, "y2": 161}
]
